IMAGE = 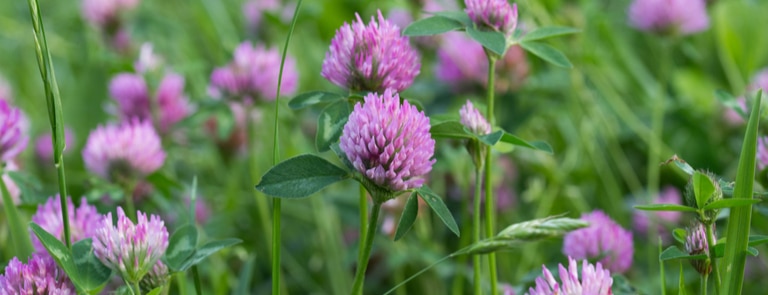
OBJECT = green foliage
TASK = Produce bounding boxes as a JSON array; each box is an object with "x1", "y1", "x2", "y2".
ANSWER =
[
  {"x1": 315, "y1": 100, "x2": 351, "y2": 152},
  {"x1": 403, "y1": 16, "x2": 463, "y2": 36},
  {"x1": 520, "y1": 41, "x2": 573, "y2": 68},
  {"x1": 289, "y1": 91, "x2": 345, "y2": 110},
  {"x1": 72, "y1": 239, "x2": 113, "y2": 294},
  {"x1": 416, "y1": 186, "x2": 460, "y2": 237},
  {"x1": 692, "y1": 171, "x2": 716, "y2": 209},
  {"x1": 393, "y1": 192, "x2": 419, "y2": 241},
  {"x1": 164, "y1": 225, "x2": 199, "y2": 271},
  {"x1": 520, "y1": 27, "x2": 580, "y2": 42},
  {"x1": 255, "y1": 154, "x2": 350, "y2": 198},
  {"x1": 659, "y1": 246, "x2": 707, "y2": 261},
  {"x1": 465, "y1": 26, "x2": 507, "y2": 56},
  {"x1": 634, "y1": 204, "x2": 698, "y2": 212}
]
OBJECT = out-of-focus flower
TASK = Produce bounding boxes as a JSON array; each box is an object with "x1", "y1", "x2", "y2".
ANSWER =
[
  {"x1": 465, "y1": 0, "x2": 518, "y2": 37},
  {"x1": 83, "y1": 119, "x2": 166, "y2": 180},
  {"x1": 81, "y1": 0, "x2": 139, "y2": 27},
  {"x1": 339, "y1": 89, "x2": 435, "y2": 196},
  {"x1": 109, "y1": 72, "x2": 192, "y2": 133},
  {"x1": 0, "y1": 254, "x2": 76, "y2": 294},
  {"x1": 435, "y1": 32, "x2": 528, "y2": 92},
  {"x1": 243, "y1": 0, "x2": 280, "y2": 29},
  {"x1": 685, "y1": 221, "x2": 711, "y2": 275},
  {"x1": 1, "y1": 161, "x2": 21, "y2": 205},
  {"x1": 209, "y1": 42, "x2": 298, "y2": 102},
  {"x1": 94, "y1": 207, "x2": 169, "y2": 283},
  {"x1": 460, "y1": 100, "x2": 491, "y2": 135},
  {"x1": 526, "y1": 257, "x2": 613, "y2": 295},
  {"x1": 31, "y1": 195, "x2": 102, "y2": 253},
  {"x1": 321, "y1": 10, "x2": 420, "y2": 92},
  {"x1": 0, "y1": 99, "x2": 28, "y2": 162},
  {"x1": 35, "y1": 128, "x2": 75, "y2": 163},
  {"x1": 723, "y1": 69, "x2": 768, "y2": 126},
  {"x1": 563, "y1": 210, "x2": 634, "y2": 274},
  {"x1": 501, "y1": 283, "x2": 517, "y2": 295},
  {"x1": 135, "y1": 43, "x2": 163, "y2": 74},
  {"x1": 388, "y1": 8, "x2": 413, "y2": 30},
  {"x1": 140, "y1": 261, "x2": 169, "y2": 293},
  {"x1": 759, "y1": 136, "x2": 768, "y2": 171},
  {"x1": 633, "y1": 186, "x2": 683, "y2": 236},
  {"x1": 628, "y1": 0, "x2": 709, "y2": 35}
]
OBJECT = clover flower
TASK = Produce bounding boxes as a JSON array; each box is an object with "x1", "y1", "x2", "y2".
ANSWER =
[
  {"x1": 0, "y1": 99, "x2": 28, "y2": 162},
  {"x1": 0, "y1": 254, "x2": 76, "y2": 294},
  {"x1": 685, "y1": 221, "x2": 712, "y2": 275},
  {"x1": 465, "y1": 0, "x2": 518, "y2": 37},
  {"x1": 83, "y1": 119, "x2": 166, "y2": 180},
  {"x1": 628, "y1": 0, "x2": 709, "y2": 35},
  {"x1": 563, "y1": 210, "x2": 634, "y2": 273},
  {"x1": 209, "y1": 42, "x2": 298, "y2": 102},
  {"x1": 321, "y1": 10, "x2": 420, "y2": 92},
  {"x1": 460, "y1": 100, "x2": 491, "y2": 135},
  {"x1": 526, "y1": 257, "x2": 613, "y2": 295},
  {"x1": 109, "y1": 72, "x2": 192, "y2": 133},
  {"x1": 1, "y1": 161, "x2": 21, "y2": 205},
  {"x1": 30, "y1": 195, "x2": 102, "y2": 253},
  {"x1": 81, "y1": 0, "x2": 139, "y2": 27},
  {"x1": 339, "y1": 89, "x2": 435, "y2": 196},
  {"x1": 94, "y1": 207, "x2": 169, "y2": 283}
]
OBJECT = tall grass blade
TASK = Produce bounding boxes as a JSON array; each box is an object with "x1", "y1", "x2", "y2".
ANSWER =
[{"x1": 720, "y1": 90, "x2": 762, "y2": 294}]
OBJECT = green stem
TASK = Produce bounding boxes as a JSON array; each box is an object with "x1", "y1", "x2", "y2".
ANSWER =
[
  {"x1": 0, "y1": 171, "x2": 32, "y2": 259},
  {"x1": 26, "y1": 0, "x2": 71, "y2": 250},
  {"x1": 133, "y1": 281, "x2": 141, "y2": 295},
  {"x1": 123, "y1": 180, "x2": 138, "y2": 221},
  {"x1": 192, "y1": 265, "x2": 203, "y2": 295},
  {"x1": 473, "y1": 161, "x2": 484, "y2": 295},
  {"x1": 484, "y1": 53, "x2": 498, "y2": 295},
  {"x1": 269, "y1": 2, "x2": 303, "y2": 294},
  {"x1": 702, "y1": 273, "x2": 708, "y2": 295},
  {"x1": 351, "y1": 202, "x2": 382, "y2": 295},
  {"x1": 659, "y1": 237, "x2": 666, "y2": 295},
  {"x1": 358, "y1": 184, "x2": 368, "y2": 272},
  {"x1": 706, "y1": 223, "x2": 721, "y2": 293}
]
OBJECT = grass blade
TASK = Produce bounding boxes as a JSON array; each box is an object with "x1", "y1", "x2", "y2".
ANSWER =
[{"x1": 720, "y1": 90, "x2": 762, "y2": 294}]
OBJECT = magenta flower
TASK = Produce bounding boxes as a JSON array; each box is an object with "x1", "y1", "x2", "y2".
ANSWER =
[
  {"x1": 30, "y1": 195, "x2": 102, "y2": 253},
  {"x1": 628, "y1": 0, "x2": 709, "y2": 35},
  {"x1": 465, "y1": 0, "x2": 518, "y2": 36},
  {"x1": 321, "y1": 10, "x2": 420, "y2": 92},
  {"x1": 436, "y1": 32, "x2": 528, "y2": 92},
  {"x1": 209, "y1": 42, "x2": 298, "y2": 102},
  {"x1": 83, "y1": 119, "x2": 166, "y2": 180},
  {"x1": 563, "y1": 210, "x2": 634, "y2": 274},
  {"x1": 685, "y1": 222, "x2": 711, "y2": 275},
  {"x1": 633, "y1": 186, "x2": 683, "y2": 235},
  {"x1": 35, "y1": 128, "x2": 75, "y2": 162},
  {"x1": 0, "y1": 99, "x2": 28, "y2": 162},
  {"x1": 81, "y1": 0, "x2": 139, "y2": 27},
  {"x1": 460, "y1": 100, "x2": 491, "y2": 135},
  {"x1": 109, "y1": 72, "x2": 192, "y2": 133},
  {"x1": 526, "y1": 257, "x2": 613, "y2": 295},
  {"x1": 339, "y1": 89, "x2": 435, "y2": 195},
  {"x1": 0, "y1": 254, "x2": 76, "y2": 294},
  {"x1": 94, "y1": 207, "x2": 169, "y2": 283}
]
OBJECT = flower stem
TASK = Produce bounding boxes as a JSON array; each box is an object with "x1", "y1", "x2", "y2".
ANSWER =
[
  {"x1": 352, "y1": 202, "x2": 382, "y2": 295},
  {"x1": 358, "y1": 184, "x2": 368, "y2": 272},
  {"x1": 133, "y1": 281, "x2": 142, "y2": 295},
  {"x1": 706, "y1": 223, "x2": 721, "y2": 294},
  {"x1": 484, "y1": 53, "x2": 499, "y2": 295},
  {"x1": 269, "y1": 1, "x2": 303, "y2": 294},
  {"x1": 473, "y1": 161, "x2": 484, "y2": 295},
  {"x1": 702, "y1": 273, "x2": 709, "y2": 295},
  {"x1": 123, "y1": 180, "x2": 138, "y2": 222},
  {"x1": 192, "y1": 265, "x2": 203, "y2": 295}
]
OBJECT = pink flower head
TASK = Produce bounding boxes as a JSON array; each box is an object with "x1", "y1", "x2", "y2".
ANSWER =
[
  {"x1": 628, "y1": 0, "x2": 709, "y2": 35},
  {"x1": 526, "y1": 257, "x2": 613, "y2": 295},
  {"x1": 339, "y1": 89, "x2": 435, "y2": 193},
  {"x1": 30, "y1": 195, "x2": 102, "y2": 253},
  {"x1": 0, "y1": 254, "x2": 76, "y2": 294},
  {"x1": 685, "y1": 221, "x2": 711, "y2": 274},
  {"x1": 209, "y1": 42, "x2": 298, "y2": 102},
  {"x1": 759, "y1": 136, "x2": 768, "y2": 170},
  {"x1": 465, "y1": 0, "x2": 518, "y2": 36},
  {"x1": 109, "y1": 72, "x2": 192, "y2": 133},
  {"x1": 459, "y1": 100, "x2": 491, "y2": 135},
  {"x1": 0, "y1": 99, "x2": 28, "y2": 162},
  {"x1": 81, "y1": 0, "x2": 140, "y2": 27},
  {"x1": 83, "y1": 119, "x2": 166, "y2": 180},
  {"x1": 243, "y1": 0, "x2": 280, "y2": 28},
  {"x1": 35, "y1": 128, "x2": 75, "y2": 162},
  {"x1": 748, "y1": 68, "x2": 768, "y2": 93},
  {"x1": 321, "y1": 10, "x2": 420, "y2": 92},
  {"x1": 139, "y1": 261, "x2": 169, "y2": 292},
  {"x1": 633, "y1": 186, "x2": 683, "y2": 235},
  {"x1": 563, "y1": 210, "x2": 634, "y2": 274},
  {"x1": 94, "y1": 207, "x2": 169, "y2": 283},
  {"x1": 134, "y1": 43, "x2": 163, "y2": 74}
]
